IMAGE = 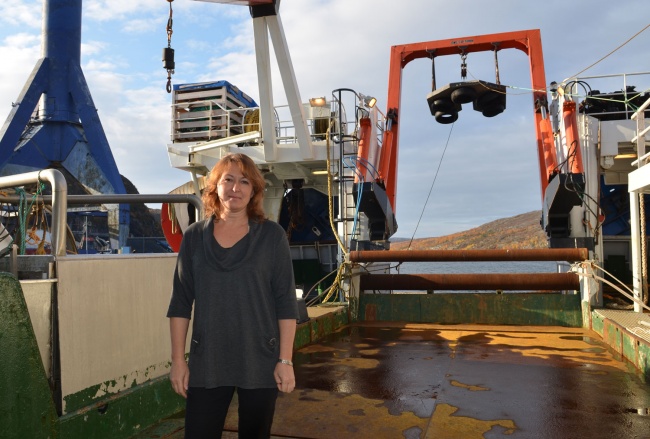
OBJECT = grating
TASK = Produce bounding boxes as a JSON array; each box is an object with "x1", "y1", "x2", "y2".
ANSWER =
[{"x1": 595, "y1": 309, "x2": 650, "y2": 343}]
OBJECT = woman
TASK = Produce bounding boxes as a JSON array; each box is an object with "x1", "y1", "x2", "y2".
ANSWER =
[{"x1": 167, "y1": 153, "x2": 298, "y2": 438}]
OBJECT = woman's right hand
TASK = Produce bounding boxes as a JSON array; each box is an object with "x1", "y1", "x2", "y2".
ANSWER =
[{"x1": 170, "y1": 359, "x2": 190, "y2": 398}]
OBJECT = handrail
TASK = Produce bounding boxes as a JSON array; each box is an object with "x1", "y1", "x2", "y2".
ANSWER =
[
  {"x1": 630, "y1": 124, "x2": 650, "y2": 145},
  {"x1": 0, "y1": 169, "x2": 68, "y2": 256},
  {"x1": 631, "y1": 149, "x2": 650, "y2": 167},
  {"x1": 0, "y1": 194, "x2": 203, "y2": 218},
  {"x1": 0, "y1": 192, "x2": 204, "y2": 256}
]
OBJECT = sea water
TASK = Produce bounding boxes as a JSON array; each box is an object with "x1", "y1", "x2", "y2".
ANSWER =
[
  {"x1": 392, "y1": 260, "x2": 564, "y2": 293},
  {"x1": 398, "y1": 260, "x2": 559, "y2": 274}
]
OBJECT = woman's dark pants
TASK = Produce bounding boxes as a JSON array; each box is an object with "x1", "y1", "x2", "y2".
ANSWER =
[{"x1": 184, "y1": 386, "x2": 279, "y2": 439}]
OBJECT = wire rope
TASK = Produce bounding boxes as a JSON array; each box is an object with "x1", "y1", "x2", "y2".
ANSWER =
[
  {"x1": 571, "y1": 261, "x2": 650, "y2": 313},
  {"x1": 406, "y1": 122, "x2": 455, "y2": 250},
  {"x1": 569, "y1": 22, "x2": 650, "y2": 79}
]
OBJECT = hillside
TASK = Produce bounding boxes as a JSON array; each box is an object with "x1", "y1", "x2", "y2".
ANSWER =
[{"x1": 392, "y1": 211, "x2": 547, "y2": 250}]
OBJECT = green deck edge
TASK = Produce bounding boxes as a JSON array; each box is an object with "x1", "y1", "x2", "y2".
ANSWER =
[
  {"x1": 0, "y1": 273, "x2": 58, "y2": 439},
  {"x1": 294, "y1": 306, "x2": 350, "y2": 349},
  {"x1": 59, "y1": 376, "x2": 184, "y2": 439},
  {"x1": 359, "y1": 292, "x2": 583, "y2": 326},
  {"x1": 590, "y1": 309, "x2": 650, "y2": 380}
]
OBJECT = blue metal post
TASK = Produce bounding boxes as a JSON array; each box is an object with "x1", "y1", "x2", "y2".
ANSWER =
[{"x1": 0, "y1": 0, "x2": 129, "y2": 247}]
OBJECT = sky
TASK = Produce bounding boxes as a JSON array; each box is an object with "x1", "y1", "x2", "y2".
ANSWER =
[{"x1": 1, "y1": 0, "x2": 649, "y2": 239}]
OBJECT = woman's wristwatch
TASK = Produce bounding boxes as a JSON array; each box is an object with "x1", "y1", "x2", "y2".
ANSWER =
[{"x1": 278, "y1": 358, "x2": 293, "y2": 366}]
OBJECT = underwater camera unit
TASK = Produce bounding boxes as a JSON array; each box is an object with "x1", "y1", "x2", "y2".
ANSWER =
[{"x1": 426, "y1": 80, "x2": 507, "y2": 124}]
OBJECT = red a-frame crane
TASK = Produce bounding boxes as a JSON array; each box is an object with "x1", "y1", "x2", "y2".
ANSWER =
[{"x1": 378, "y1": 29, "x2": 583, "y2": 215}]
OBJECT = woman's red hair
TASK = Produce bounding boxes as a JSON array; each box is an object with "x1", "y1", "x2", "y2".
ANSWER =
[{"x1": 202, "y1": 153, "x2": 266, "y2": 222}]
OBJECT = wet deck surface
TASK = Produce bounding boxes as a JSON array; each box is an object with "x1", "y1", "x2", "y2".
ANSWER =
[{"x1": 138, "y1": 323, "x2": 650, "y2": 438}]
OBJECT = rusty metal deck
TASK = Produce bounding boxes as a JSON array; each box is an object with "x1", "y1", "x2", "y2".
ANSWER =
[{"x1": 137, "y1": 322, "x2": 650, "y2": 438}]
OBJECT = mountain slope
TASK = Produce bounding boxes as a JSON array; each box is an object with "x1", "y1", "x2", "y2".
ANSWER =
[{"x1": 392, "y1": 211, "x2": 547, "y2": 250}]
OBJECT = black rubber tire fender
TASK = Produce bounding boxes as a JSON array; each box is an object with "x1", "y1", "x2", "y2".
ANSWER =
[
  {"x1": 435, "y1": 110, "x2": 458, "y2": 124},
  {"x1": 451, "y1": 86, "x2": 477, "y2": 105}
]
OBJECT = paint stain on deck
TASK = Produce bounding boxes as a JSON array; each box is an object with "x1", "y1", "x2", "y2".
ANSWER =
[{"x1": 427, "y1": 403, "x2": 517, "y2": 438}]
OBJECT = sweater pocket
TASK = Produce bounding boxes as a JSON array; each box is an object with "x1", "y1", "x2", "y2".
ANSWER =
[
  {"x1": 190, "y1": 334, "x2": 204, "y2": 356},
  {"x1": 261, "y1": 335, "x2": 279, "y2": 358}
]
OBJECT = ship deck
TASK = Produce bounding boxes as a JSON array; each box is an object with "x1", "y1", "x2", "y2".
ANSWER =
[{"x1": 136, "y1": 314, "x2": 650, "y2": 438}]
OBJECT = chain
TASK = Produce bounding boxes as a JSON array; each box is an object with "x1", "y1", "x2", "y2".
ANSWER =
[
  {"x1": 163, "y1": 0, "x2": 175, "y2": 93},
  {"x1": 460, "y1": 50, "x2": 467, "y2": 80},
  {"x1": 427, "y1": 50, "x2": 436, "y2": 91},
  {"x1": 492, "y1": 43, "x2": 501, "y2": 85}
]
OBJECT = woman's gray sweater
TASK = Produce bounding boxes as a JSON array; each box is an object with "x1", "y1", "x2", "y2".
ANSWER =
[{"x1": 167, "y1": 218, "x2": 298, "y2": 389}]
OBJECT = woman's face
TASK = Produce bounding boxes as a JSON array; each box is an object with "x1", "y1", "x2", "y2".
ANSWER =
[{"x1": 217, "y1": 162, "x2": 254, "y2": 215}]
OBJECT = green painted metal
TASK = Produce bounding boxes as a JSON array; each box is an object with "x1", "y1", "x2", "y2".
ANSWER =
[
  {"x1": 333, "y1": 307, "x2": 350, "y2": 328},
  {"x1": 591, "y1": 311, "x2": 605, "y2": 336},
  {"x1": 308, "y1": 316, "x2": 321, "y2": 341},
  {"x1": 59, "y1": 376, "x2": 184, "y2": 439},
  {"x1": 604, "y1": 323, "x2": 621, "y2": 353},
  {"x1": 294, "y1": 321, "x2": 312, "y2": 348},
  {"x1": 360, "y1": 293, "x2": 583, "y2": 327},
  {"x1": 591, "y1": 311, "x2": 650, "y2": 380},
  {"x1": 0, "y1": 273, "x2": 58, "y2": 439},
  {"x1": 640, "y1": 340, "x2": 650, "y2": 380},
  {"x1": 622, "y1": 332, "x2": 637, "y2": 365}
]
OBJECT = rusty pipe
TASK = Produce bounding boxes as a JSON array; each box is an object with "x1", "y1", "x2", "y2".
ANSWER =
[
  {"x1": 350, "y1": 248, "x2": 588, "y2": 263},
  {"x1": 359, "y1": 272, "x2": 579, "y2": 291}
]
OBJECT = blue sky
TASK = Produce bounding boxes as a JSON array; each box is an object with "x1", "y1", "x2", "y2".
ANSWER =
[{"x1": 1, "y1": 0, "x2": 649, "y2": 238}]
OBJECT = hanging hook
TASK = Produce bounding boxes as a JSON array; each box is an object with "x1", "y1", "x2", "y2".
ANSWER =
[
  {"x1": 163, "y1": 0, "x2": 175, "y2": 93},
  {"x1": 459, "y1": 48, "x2": 468, "y2": 80}
]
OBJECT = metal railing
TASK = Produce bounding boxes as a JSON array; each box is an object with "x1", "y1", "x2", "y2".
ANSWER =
[
  {"x1": 567, "y1": 72, "x2": 650, "y2": 120},
  {"x1": 0, "y1": 169, "x2": 68, "y2": 256},
  {"x1": 0, "y1": 180, "x2": 204, "y2": 256},
  {"x1": 173, "y1": 98, "x2": 377, "y2": 146}
]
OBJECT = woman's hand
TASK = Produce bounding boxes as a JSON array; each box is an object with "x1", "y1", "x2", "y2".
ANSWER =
[
  {"x1": 274, "y1": 362, "x2": 295, "y2": 393},
  {"x1": 170, "y1": 359, "x2": 190, "y2": 398}
]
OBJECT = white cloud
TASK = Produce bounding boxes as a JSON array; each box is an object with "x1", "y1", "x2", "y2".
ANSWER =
[
  {"x1": 84, "y1": 0, "x2": 161, "y2": 21},
  {"x1": 122, "y1": 17, "x2": 163, "y2": 34},
  {"x1": 0, "y1": 0, "x2": 41, "y2": 28},
  {"x1": 0, "y1": 33, "x2": 40, "y2": 106}
]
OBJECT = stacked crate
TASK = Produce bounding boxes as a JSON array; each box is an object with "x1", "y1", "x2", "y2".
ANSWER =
[{"x1": 171, "y1": 81, "x2": 258, "y2": 143}]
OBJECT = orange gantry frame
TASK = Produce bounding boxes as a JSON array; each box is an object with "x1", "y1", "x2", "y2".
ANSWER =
[{"x1": 378, "y1": 29, "x2": 560, "y2": 214}]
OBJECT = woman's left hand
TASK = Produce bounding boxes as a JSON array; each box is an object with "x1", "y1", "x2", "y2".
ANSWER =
[{"x1": 274, "y1": 362, "x2": 296, "y2": 393}]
